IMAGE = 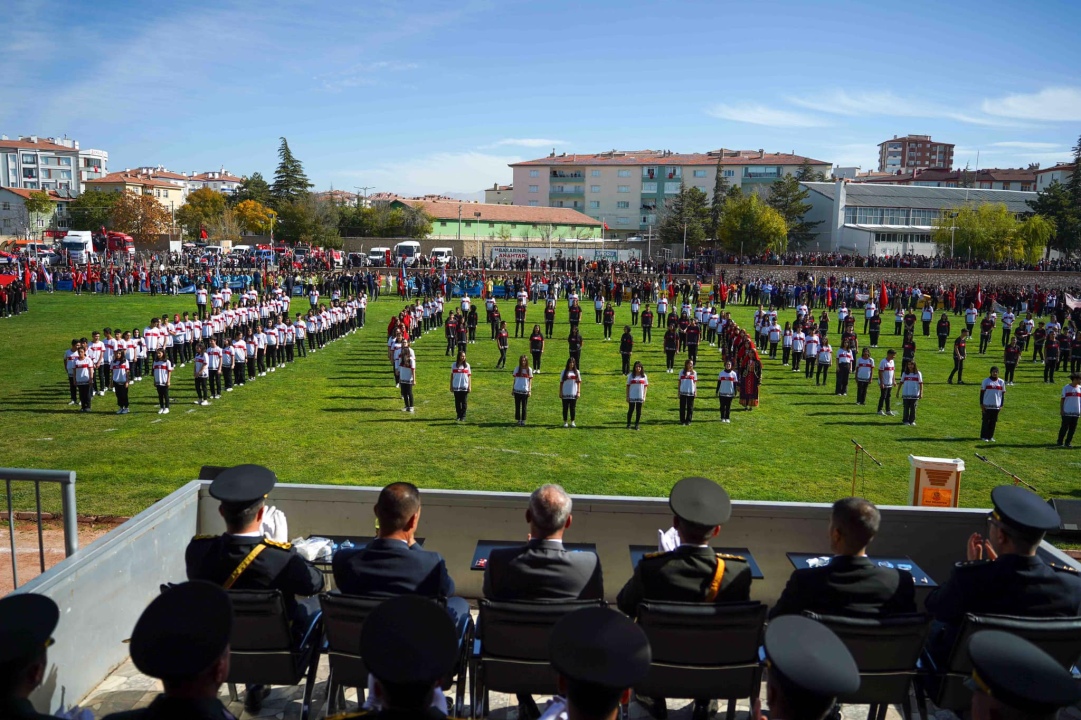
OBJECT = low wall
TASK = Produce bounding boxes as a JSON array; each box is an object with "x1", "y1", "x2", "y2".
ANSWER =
[{"x1": 715, "y1": 264, "x2": 1081, "y2": 290}]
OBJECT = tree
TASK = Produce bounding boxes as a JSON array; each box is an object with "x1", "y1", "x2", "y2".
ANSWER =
[
  {"x1": 658, "y1": 182, "x2": 710, "y2": 251},
  {"x1": 796, "y1": 158, "x2": 827, "y2": 182},
  {"x1": 175, "y1": 188, "x2": 227, "y2": 239},
  {"x1": 1014, "y1": 215, "x2": 1054, "y2": 264},
  {"x1": 931, "y1": 203, "x2": 1049, "y2": 262},
  {"x1": 715, "y1": 192, "x2": 788, "y2": 256},
  {"x1": 24, "y1": 190, "x2": 55, "y2": 239},
  {"x1": 275, "y1": 194, "x2": 340, "y2": 247},
  {"x1": 234, "y1": 199, "x2": 277, "y2": 235},
  {"x1": 110, "y1": 193, "x2": 172, "y2": 246},
  {"x1": 271, "y1": 137, "x2": 312, "y2": 206},
  {"x1": 232, "y1": 172, "x2": 273, "y2": 207},
  {"x1": 709, "y1": 160, "x2": 730, "y2": 240},
  {"x1": 767, "y1": 174, "x2": 822, "y2": 250},
  {"x1": 209, "y1": 207, "x2": 244, "y2": 246},
  {"x1": 66, "y1": 189, "x2": 120, "y2": 231},
  {"x1": 1027, "y1": 180, "x2": 1077, "y2": 258}
]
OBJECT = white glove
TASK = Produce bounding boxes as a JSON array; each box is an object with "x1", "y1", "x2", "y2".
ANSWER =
[
  {"x1": 658, "y1": 526, "x2": 681, "y2": 552},
  {"x1": 261, "y1": 506, "x2": 289, "y2": 543}
]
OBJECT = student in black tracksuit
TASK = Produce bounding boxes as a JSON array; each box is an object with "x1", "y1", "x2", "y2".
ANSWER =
[
  {"x1": 567, "y1": 327, "x2": 584, "y2": 371},
  {"x1": 544, "y1": 300, "x2": 556, "y2": 338},
  {"x1": 602, "y1": 303, "x2": 615, "y2": 340},
  {"x1": 663, "y1": 326, "x2": 679, "y2": 374},
  {"x1": 641, "y1": 305, "x2": 653, "y2": 343},
  {"x1": 619, "y1": 325, "x2": 634, "y2": 375},
  {"x1": 529, "y1": 325, "x2": 545, "y2": 372},
  {"x1": 936, "y1": 314, "x2": 951, "y2": 352},
  {"x1": 495, "y1": 321, "x2": 509, "y2": 369},
  {"x1": 948, "y1": 330, "x2": 968, "y2": 384}
]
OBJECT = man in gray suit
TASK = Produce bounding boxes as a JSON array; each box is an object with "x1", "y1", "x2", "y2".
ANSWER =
[
  {"x1": 483, "y1": 484, "x2": 604, "y2": 601},
  {"x1": 483, "y1": 484, "x2": 604, "y2": 720}
]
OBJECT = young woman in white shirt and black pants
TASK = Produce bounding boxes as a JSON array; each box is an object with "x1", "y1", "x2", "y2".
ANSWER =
[
  {"x1": 450, "y1": 352, "x2": 471, "y2": 421},
  {"x1": 897, "y1": 359, "x2": 923, "y2": 426},
  {"x1": 678, "y1": 359, "x2": 697, "y2": 425},
  {"x1": 560, "y1": 357, "x2": 581, "y2": 427},
  {"x1": 626, "y1": 361, "x2": 648, "y2": 430},
  {"x1": 512, "y1": 355, "x2": 534, "y2": 426},
  {"x1": 716, "y1": 360, "x2": 738, "y2": 423}
]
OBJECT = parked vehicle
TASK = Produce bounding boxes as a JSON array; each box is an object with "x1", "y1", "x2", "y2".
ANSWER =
[
  {"x1": 394, "y1": 241, "x2": 421, "y2": 266},
  {"x1": 368, "y1": 247, "x2": 390, "y2": 266},
  {"x1": 61, "y1": 230, "x2": 94, "y2": 263},
  {"x1": 430, "y1": 247, "x2": 453, "y2": 266}
]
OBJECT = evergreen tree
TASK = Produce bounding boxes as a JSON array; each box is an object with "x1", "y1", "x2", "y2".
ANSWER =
[
  {"x1": 1027, "y1": 180, "x2": 1076, "y2": 258},
  {"x1": 709, "y1": 160, "x2": 730, "y2": 240},
  {"x1": 795, "y1": 158, "x2": 827, "y2": 182},
  {"x1": 767, "y1": 174, "x2": 822, "y2": 250},
  {"x1": 234, "y1": 172, "x2": 273, "y2": 207},
  {"x1": 658, "y1": 182, "x2": 709, "y2": 249},
  {"x1": 271, "y1": 137, "x2": 312, "y2": 207}
]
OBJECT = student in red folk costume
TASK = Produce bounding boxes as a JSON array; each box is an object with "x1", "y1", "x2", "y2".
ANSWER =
[{"x1": 739, "y1": 349, "x2": 761, "y2": 410}]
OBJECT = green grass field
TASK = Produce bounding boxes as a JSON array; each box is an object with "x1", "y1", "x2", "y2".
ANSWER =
[{"x1": 1, "y1": 289, "x2": 1079, "y2": 517}]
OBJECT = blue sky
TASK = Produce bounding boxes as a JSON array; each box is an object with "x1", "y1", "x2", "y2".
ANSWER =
[{"x1": 4, "y1": 0, "x2": 1079, "y2": 197}]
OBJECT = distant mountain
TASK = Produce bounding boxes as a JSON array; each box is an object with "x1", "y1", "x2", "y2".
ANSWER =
[{"x1": 440, "y1": 190, "x2": 485, "y2": 203}]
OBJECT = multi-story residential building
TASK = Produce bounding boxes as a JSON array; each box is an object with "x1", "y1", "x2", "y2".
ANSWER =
[
  {"x1": 0, "y1": 187, "x2": 74, "y2": 240},
  {"x1": 484, "y1": 184, "x2": 513, "y2": 204},
  {"x1": 315, "y1": 189, "x2": 359, "y2": 205},
  {"x1": 187, "y1": 169, "x2": 243, "y2": 195},
  {"x1": 1034, "y1": 163, "x2": 1076, "y2": 191},
  {"x1": 854, "y1": 167, "x2": 1036, "y2": 191},
  {"x1": 877, "y1": 134, "x2": 954, "y2": 172},
  {"x1": 510, "y1": 148, "x2": 831, "y2": 238},
  {"x1": 79, "y1": 148, "x2": 109, "y2": 184},
  {"x1": 0, "y1": 136, "x2": 82, "y2": 194},
  {"x1": 85, "y1": 171, "x2": 186, "y2": 211},
  {"x1": 133, "y1": 166, "x2": 192, "y2": 200}
]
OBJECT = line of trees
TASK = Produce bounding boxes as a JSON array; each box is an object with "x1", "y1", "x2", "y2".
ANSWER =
[{"x1": 1026, "y1": 134, "x2": 1081, "y2": 259}]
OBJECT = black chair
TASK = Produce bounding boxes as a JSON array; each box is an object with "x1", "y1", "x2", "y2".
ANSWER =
[
  {"x1": 472, "y1": 598, "x2": 607, "y2": 718},
  {"x1": 803, "y1": 613, "x2": 932, "y2": 720},
  {"x1": 918, "y1": 613, "x2": 1081, "y2": 712},
  {"x1": 634, "y1": 601, "x2": 768, "y2": 720},
  {"x1": 319, "y1": 593, "x2": 474, "y2": 717},
  {"x1": 225, "y1": 589, "x2": 323, "y2": 720}
]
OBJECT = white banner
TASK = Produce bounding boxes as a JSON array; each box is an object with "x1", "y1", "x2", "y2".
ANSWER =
[
  {"x1": 1066, "y1": 293, "x2": 1081, "y2": 311},
  {"x1": 489, "y1": 246, "x2": 529, "y2": 263}
]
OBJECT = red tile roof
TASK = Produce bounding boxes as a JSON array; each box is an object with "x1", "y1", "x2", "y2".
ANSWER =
[
  {"x1": 190, "y1": 171, "x2": 243, "y2": 183},
  {"x1": 0, "y1": 187, "x2": 73, "y2": 202},
  {"x1": 0, "y1": 138, "x2": 79, "y2": 153},
  {"x1": 86, "y1": 172, "x2": 180, "y2": 189},
  {"x1": 856, "y1": 167, "x2": 1036, "y2": 185},
  {"x1": 1034, "y1": 163, "x2": 1076, "y2": 176},
  {"x1": 393, "y1": 199, "x2": 601, "y2": 226},
  {"x1": 511, "y1": 150, "x2": 829, "y2": 167}
]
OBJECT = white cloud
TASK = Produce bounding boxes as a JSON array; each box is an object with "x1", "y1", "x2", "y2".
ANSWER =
[
  {"x1": 316, "y1": 61, "x2": 420, "y2": 91},
  {"x1": 789, "y1": 90, "x2": 1020, "y2": 127},
  {"x1": 333, "y1": 151, "x2": 520, "y2": 196},
  {"x1": 989, "y1": 141, "x2": 1064, "y2": 150},
  {"x1": 488, "y1": 138, "x2": 567, "y2": 148},
  {"x1": 705, "y1": 103, "x2": 828, "y2": 128},
  {"x1": 981, "y1": 87, "x2": 1081, "y2": 121}
]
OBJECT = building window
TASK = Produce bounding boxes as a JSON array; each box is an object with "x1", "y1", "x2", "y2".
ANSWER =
[
  {"x1": 529, "y1": 185, "x2": 538, "y2": 193},
  {"x1": 664, "y1": 182, "x2": 680, "y2": 194},
  {"x1": 24, "y1": 182, "x2": 38, "y2": 189},
  {"x1": 1, "y1": 202, "x2": 8, "y2": 210},
  {"x1": 643, "y1": 166, "x2": 657, "y2": 179},
  {"x1": 642, "y1": 182, "x2": 657, "y2": 193},
  {"x1": 22, "y1": 168, "x2": 37, "y2": 179},
  {"x1": 617, "y1": 185, "x2": 630, "y2": 193},
  {"x1": 617, "y1": 169, "x2": 631, "y2": 178},
  {"x1": 591, "y1": 185, "x2": 601, "y2": 193},
  {"x1": 529, "y1": 169, "x2": 539, "y2": 177},
  {"x1": 589, "y1": 201, "x2": 600, "y2": 209},
  {"x1": 665, "y1": 167, "x2": 681, "y2": 178},
  {"x1": 617, "y1": 217, "x2": 630, "y2": 225},
  {"x1": 591, "y1": 169, "x2": 601, "y2": 177},
  {"x1": 440, "y1": 221, "x2": 448, "y2": 226},
  {"x1": 616, "y1": 201, "x2": 629, "y2": 209},
  {"x1": 528, "y1": 200, "x2": 538, "y2": 206},
  {"x1": 59, "y1": 157, "x2": 71, "y2": 166},
  {"x1": 21, "y1": 154, "x2": 36, "y2": 164},
  {"x1": 723, "y1": 170, "x2": 734, "y2": 177},
  {"x1": 693, "y1": 169, "x2": 707, "y2": 178}
]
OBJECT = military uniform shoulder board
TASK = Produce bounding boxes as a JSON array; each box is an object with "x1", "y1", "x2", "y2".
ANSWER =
[
  {"x1": 192, "y1": 534, "x2": 218, "y2": 541},
  {"x1": 262, "y1": 538, "x2": 292, "y2": 550},
  {"x1": 716, "y1": 553, "x2": 746, "y2": 562},
  {"x1": 954, "y1": 559, "x2": 992, "y2": 569},
  {"x1": 643, "y1": 550, "x2": 667, "y2": 560},
  {"x1": 1050, "y1": 562, "x2": 1080, "y2": 574}
]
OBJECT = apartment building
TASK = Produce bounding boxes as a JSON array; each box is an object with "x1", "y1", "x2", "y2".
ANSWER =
[
  {"x1": 1034, "y1": 163, "x2": 1076, "y2": 191},
  {"x1": 79, "y1": 148, "x2": 109, "y2": 184},
  {"x1": 0, "y1": 136, "x2": 81, "y2": 194},
  {"x1": 0, "y1": 187, "x2": 74, "y2": 240},
  {"x1": 484, "y1": 184, "x2": 513, "y2": 204},
  {"x1": 877, "y1": 134, "x2": 954, "y2": 172},
  {"x1": 854, "y1": 167, "x2": 1036, "y2": 191},
  {"x1": 188, "y1": 169, "x2": 243, "y2": 195},
  {"x1": 133, "y1": 166, "x2": 192, "y2": 201},
  {"x1": 510, "y1": 148, "x2": 831, "y2": 237},
  {"x1": 85, "y1": 171, "x2": 186, "y2": 210}
]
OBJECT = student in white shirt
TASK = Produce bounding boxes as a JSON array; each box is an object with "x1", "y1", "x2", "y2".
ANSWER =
[
  {"x1": 716, "y1": 360, "x2": 738, "y2": 423},
  {"x1": 678, "y1": 359, "x2": 698, "y2": 425},
  {"x1": 193, "y1": 343, "x2": 210, "y2": 405},
  {"x1": 221, "y1": 339, "x2": 234, "y2": 392},
  {"x1": 64, "y1": 339, "x2": 80, "y2": 405},
  {"x1": 896, "y1": 359, "x2": 923, "y2": 426},
  {"x1": 207, "y1": 338, "x2": 223, "y2": 399},
  {"x1": 397, "y1": 339, "x2": 416, "y2": 413},
  {"x1": 835, "y1": 339, "x2": 854, "y2": 396},
  {"x1": 979, "y1": 366, "x2": 1006, "y2": 442},
  {"x1": 791, "y1": 328, "x2": 806, "y2": 372},
  {"x1": 72, "y1": 346, "x2": 94, "y2": 412},
  {"x1": 626, "y1": 360, "x2": 649, "y2": 431},
  {"x1": 877, "y1": 349, "x2": 896, "y2": 416},
  {"x1": 1058, "y1": 372, "x2": 1081, "y2": 447},
  {"x1": 559, "y1": 357, "x2": 582, "y2": 428},
  {"x1": 512, "y1": 354, "x2": 533, "y2": 427},
  {"x1": 815, "y1": 340, "x2": 833, "y2": 387},
  {"x1": 781, "y1": 322, "x2": 793, "y2": 366},
  {"x1": 152, "y1": 349, "x2": 173, "y2": 414},
  {"x1": 111, "y1": 353, "x2": 130, "y2": 414},
  {"x1": 450, "y1": 352, "x2": 471, "y2": 422}
]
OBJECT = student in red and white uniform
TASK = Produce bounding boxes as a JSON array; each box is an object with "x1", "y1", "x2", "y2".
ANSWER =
[
  {"x1": 264, "y1": 318, "x2": 279, "y2": 371},
  {"x1": 232, "y1": 332, "x2": 248, "y2": 387},
  {"x1": 254, "y1": 324, "x2": 267, "y2": 376},
  {"x1": 678, "y1": 359, "x2": 698, "y2": 425},
  {"x1": 896, "y1": 359, "x2": 923, "y2": 426},
  {"x1": 980, "y1": 366, "x2": 1006, "y2": 441},
  {"x1": 132, "y1": 328, "x2": 147, "y2": 381},
  {"x1": 64, "y1": 339, "x2": 80, "y2": 404},
  {"x1": 877, "y1": 349, "x2": 896, "y2": 416},
  {"x1": 716, "y1": 359, "x2": 738, "y2": 423},
  {"x1": 781, "y1": 322, "x2": 793, "y2": 365},
  {"x1": 152, "y1": 349, "x2": 173, "y2": 414},
  {"x1": 389, "y1": 331, "x2": 404, "y2": 386},
  {"x1": 221, "y1": 336, "x2": 234, "y2": 392},
  {"x1": 791, "y1": 327, "x2": 806, "y2": 372},
  {"x1": 72, "y1": 346, "x2": 94, "y2": 412},
  {"x1": 559, "y1": 357, "x2": 581, "y2": 428},
  {"x1": 284, "y1": 318, "x2": 296, "y2": 362},
  {"x1": 207, "y1": 337, "x2": 223, "y2": 399},
  {"x1": 835, "y1": 339, "x2": 854, "y2": 396},
  {"x1": 111, "y1": 351, "x2": 130, "y2": 414},
  {"x1": 294, "y1": 313, "x2": 307, "y2": 358},
  {"x1": 88, "y1": 331, "x2": 106, "y2": 396},
  {"x1": 626, "y1": 360, "x2": 649, "y2": 430},
  {"x1": 193, "y1": 343, "x2": 210, "y2": 406},
  {"x1": 450, "y1": 351, "x2": 472, "y2": 422},
  {"x1": 196, "y1": 285, "x2": 209, "y2": 319},
  {"x1": 512, "y1": 354, "x2": 533, "y2": 426},
  {"x1": 397, "y1": 338, "x2": 416, "y2": 413},
  {"x1": 1058, "y1": 372, "x2": 1081, "y2": 447},
  {"x1": 815, "y1": 339, "x2": 833, "y2": 387}
]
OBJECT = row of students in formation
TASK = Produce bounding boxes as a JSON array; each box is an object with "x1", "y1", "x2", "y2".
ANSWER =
[{"x1": 62, "y1": 298, "x2": 364, "y2": 414}]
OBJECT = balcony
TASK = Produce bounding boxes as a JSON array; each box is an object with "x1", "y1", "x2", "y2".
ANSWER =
[
  {"x1": 549, "y1": 186, "x2": 584, "y2": 195},
  {"x1": 742, "y1": 171, "x2": 782, "y2": 180},
  {"x1": 549, "y1": 172, "x2": 584, "y2": 180}
]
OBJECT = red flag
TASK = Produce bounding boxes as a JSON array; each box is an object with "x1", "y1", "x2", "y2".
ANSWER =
[
  {"x1": 398, "y1": 265, "x2": 405, "y2": 296},
  {"x1": 879, "y1": 281, "x2": 888, "y2": 309},
  {"x1": 481, "y1": 267, "x2": 487, "y2": 299},
  {"x1": 603, "y1": 221, "x2": 609, "y2": 231},
  {"x1": 827, "y1": 277, "x2": 833, "y2": 308},
  {"x1": 975, "y1": 282, "x2": 983, "y2": 310},
  {"x1": 525, "y1": 269, "x2": 532, "y2": 292}
]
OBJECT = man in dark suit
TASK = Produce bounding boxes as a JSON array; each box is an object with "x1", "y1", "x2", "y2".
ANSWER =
[
  {"x1": 0, "y1": 594, "x2": 61, "y2": 720},
  {"x1": 332, "y1": 482, "x2": 471, "y2": 640},
  {"x1": 483, "y1": 484, "x2": 603, "y2": 601},
  {"x1": 483, "y1": 484, "x2": 604, "y2": 720},
  {"x1": 769, "y1": 497, "x2": 916, "y2": 619},
  {"x1": 925, "y1": 485, "x2": 1081, "y2": 663},
  {"x1": 616, "y1": 477, "x2": 751, "y2": 720},
  {"x1": 185, "y1": 464, "x2": 324, "y2": 714}
]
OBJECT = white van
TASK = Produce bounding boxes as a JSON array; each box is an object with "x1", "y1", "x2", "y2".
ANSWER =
[
  {"x1": 368, "y1": 247, "x2": 390, "y2": 266},
  {"x1": 394, "y1": 241, "x2": 421, "y2": 266},
  {"x1": 232, "y1": 244, "x2": 253, "y2": 255},
  {"x1": 60, "y1": 230, "x2": 94, "y2": 263},
  {"x1": 430, "y1": 247, "x2": 453, "y2": 266}
]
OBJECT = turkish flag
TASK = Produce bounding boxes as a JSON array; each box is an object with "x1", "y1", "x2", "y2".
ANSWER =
[
  {"x1": 879, "y1": 281, "x2": 888, "y2": 309},
  {"x1": 975, "y1": 282, "x2": 983, "y2": 310},
  {"x1": 826, "y1": 277, "x2": 833, "y2": 308},
  {"x1": 200, "y1": 226, "x2": 208, "y2": 240},
  {"x1": 603, "y1": 222, "x2": 609, "y2": 231}
]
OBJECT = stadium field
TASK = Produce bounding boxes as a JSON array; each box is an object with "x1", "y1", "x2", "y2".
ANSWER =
[{"x1": 1, "y1": 291, "x2": 1077, "y2": 518}]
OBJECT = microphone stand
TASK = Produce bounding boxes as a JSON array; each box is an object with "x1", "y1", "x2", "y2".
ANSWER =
[
  {"x1": 974, "y1": 453, "x2": 1041, "y2": 494},
  {"x1": 851, "y1": 439, "x2": 883, "y2": 495}
]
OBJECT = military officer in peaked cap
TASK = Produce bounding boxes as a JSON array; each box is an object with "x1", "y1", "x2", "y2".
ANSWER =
[
  {"x1": 617, "y1": 477, "x2": 750, "y2": 720},
  {"x1": 0, "y1": 594, "x2": 61, "y2": 720},
  {"x1": 541, "y1": 607, "x2": 652, "y2": 720},
  {"x1": 967, "y1": 630, "x2": 1081, "y2": 720},
  {"x1": 925, "y1": 485, "x2": 1081, "y2": 664},
  {"x1": 328, "y1": 596, "x2": 461, "y2": 720},
  {"x1": 762, "y1": 616, "x2": 860, "y2": 720},
  {"x1": 185, "y1": 464, "x2": 324, "y2": 713},
  {"x1": 103, "y1": 581, "x2": 236, "y2": 720}
]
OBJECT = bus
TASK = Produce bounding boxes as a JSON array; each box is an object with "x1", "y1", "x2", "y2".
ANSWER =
[{"x1": 393, "y1": 241, "x2": 421, "y2": 266}]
